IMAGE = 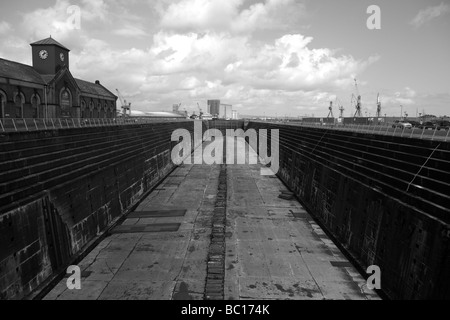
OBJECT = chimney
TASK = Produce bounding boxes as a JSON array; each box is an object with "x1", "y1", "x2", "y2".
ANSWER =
[{"x1": 95, "y1": 80, "x2": 100, "y2": 85}]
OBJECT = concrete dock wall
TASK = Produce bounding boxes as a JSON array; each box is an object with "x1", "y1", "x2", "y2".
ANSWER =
[
  {"x1": 247, "y1": 121, "x2": 450, "y2": 300},
  {"x1": 0, "y1": 121, "x2": 207, "y2": 299},
  {"x1": 0, "y1": 120, "x2": 244, "y2": 299}
]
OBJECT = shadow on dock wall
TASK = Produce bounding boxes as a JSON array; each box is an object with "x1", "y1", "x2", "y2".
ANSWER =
[
  {"x1": 247, "y1": 122, "x2": 450, "y2": 300},
  {"x1": 0, "y1": 120, "x2": 245, "y2": 300}
]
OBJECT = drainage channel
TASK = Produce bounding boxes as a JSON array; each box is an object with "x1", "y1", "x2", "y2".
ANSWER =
[{"x1": 204, "y1": 163, "x2": 227, "y2": 300}]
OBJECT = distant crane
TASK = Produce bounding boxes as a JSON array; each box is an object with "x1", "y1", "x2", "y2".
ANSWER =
[
  {"x1": 334, "y1": 97, "x2": 345, "y2": 118},
  {"x1": 351, "y1": 79, "x2": 362, "y2": 117},
  {"x1": 376, "y1": 93, "x2": 381, "y2": 118},
  {"x1": 197, "y1": 102, "x2": 203, "y2": 119},
  {"x1": 116, "y1": 89, "x2": 131, "y2": 116},
  {"x1": 327, "y1": 101, "x2": 334, "y2": 118},
  {"x1": 178, "y1": 103, "x2": 189, "y2": 118},
  {"x1": 173, "y1": 102, "x2": 182, "y2": 113}
]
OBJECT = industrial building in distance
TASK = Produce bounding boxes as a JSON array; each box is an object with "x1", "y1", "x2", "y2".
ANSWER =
[{"x1": 207, "y1": 99, "x2": 237, "y2": 119}]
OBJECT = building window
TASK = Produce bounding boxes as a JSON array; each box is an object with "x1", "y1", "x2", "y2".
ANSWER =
[
  {"x1": 81, "y1": 100, "x2": 86, "y2": 118},
  {"x1": 60, "y1": 89, "x2": 71, "y2": 117},
  {"x1": 111, "y1": 102, "x2": 116, "y2": 118},
  {"x1": 14, "y1": 93, "x2": 24, "y2": 118},
  {"x1": 89, "y1": 101, "x2": 94, "y2": 118},
  {"x1": 31, "y1": 94, "x2": 40, "y2": 118},
  {"x1": 97, "y1": 103, "x2": 101, "y2": 119},
  {"x1": 0, "y1": 90, "x2": 6, "y2": 118}
]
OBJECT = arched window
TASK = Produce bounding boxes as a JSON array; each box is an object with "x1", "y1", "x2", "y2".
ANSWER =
[
  {"x1": 31, "y1": 94, "x2": 41, "y2": 119},
  {"x1": 14, "y1": 92, "x2": 25, "y2": 118},
  {"x1": 97, "y1": 103, "x2": 101, "y2": 119},
  {"x1": 103, "y1": 103, "x2": 108, "y2": 118},
  {"x1": 89, "y1": 101, "x2": 94, "y2": 118},
  {"x1": 110, "y1": 102, "x2": 116, "y2": 118},
  {"x1": 60, "y1": 88, "x2": 72, "y2": 115},
  {"x1": 81, "y1": 100, "x2": 86, "y2": 118},
  {"x1": 0, "y1": 90, "x2": 6, "y2": 118}
]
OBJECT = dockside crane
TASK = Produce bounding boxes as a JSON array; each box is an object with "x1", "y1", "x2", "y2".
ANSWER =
[
  {"x1": 197, "y1": 102, "x2": 203, "y2": 119},
  {"x1": 178, "y1": 103, "x2": 188, "y2": 117},
  {"x1": 335, "y1": 97, "x2": 345, "y2": 118},
  {"x1": 178, "y1": 103, "x2": 189, "y2": 118},
  {"x1": 376, "y1": 93, "x2": 381, "y2": 118},
  {"x1": 351, "y1": 79, "x2": 362, "y2": 117},
  {"x1": 327, "y1": 101, "x2": 334, "y2": 118},
  {"x1": 116, "y1": 89, "x2": 131, "y2": 116}
]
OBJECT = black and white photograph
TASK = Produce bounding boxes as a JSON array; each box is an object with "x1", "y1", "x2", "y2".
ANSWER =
[{"x1": 0, "y1": 0, "x2": 449, "y2": 308}]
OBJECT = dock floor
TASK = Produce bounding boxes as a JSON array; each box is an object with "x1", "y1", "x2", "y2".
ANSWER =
[{"x1": 44, "y1": 138, "x2": 380, "y2": 300}]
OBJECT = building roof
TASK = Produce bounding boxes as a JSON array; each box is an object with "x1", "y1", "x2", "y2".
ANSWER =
[
  {"x1": 0, "y1": 59, "x2": 115, "y2": 99},
  {"x1": 124, "y1": 111, "x2": 186, "y2": 118},
  {"x1": 30, "y1": 37, "x2": 70, "y2": 51},
  {"x1": 145, "y1": 111, "x2": 185, "y2": 117},
  {"x1": 75, "y1": 78, "x2": 116, "y2": 99},
  {"x1": 0, "y1": 58, "x2": 45, "y2": 85}
]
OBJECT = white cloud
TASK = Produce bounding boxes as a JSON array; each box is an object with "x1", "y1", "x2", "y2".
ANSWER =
[
  {"x1": 220, "y1": 34, "x2": 379, "y2": 91},
  {"x1": 404, "y1": 87, "x2": 416, "y2": 98},
  {"x1": 410, "y1": 2, "x2": 450, "y2": 28},
  {"x1": 7, "y1": 0, "x2": 380, "y2": 116},
  {"x1": 22, "y1": 0, "x2": 88, "y2": 41},
  {"x1": 160, "y1": 0, "x2": 241, "y2": 32},
  {"x1": 232, "y1": 0, "x2": 305, "y2": 34},
  {"x1": 70, "y1": 27, "x2": 377, "y2": 114},
  {"x1": 80, "y1": 0, "x2": 109, "y2": 21},
  {"x1": 377, "y1": 91, "x2": 450, "y2": 118},
  {"x1": 0, "y1": 35, "x2": 30, "y2": 65},
  {"x1": 393, "y1": 87, "x2": 416, "y2": 103},
  {"x1": 21, "y1": 0, "x2": 112, "y2": 42},
  {"x1": 159, "y1": 0, "x2": 305, "y2": 34},
  {"x1": 382, "y1": 87, "x2": 418, "y2": 109},
  {"x1": 0, "y1": 21, "x2": 12, "y2": 34},
  {"x1": 395, "y1": 98, "x2": 415, "y2": 106},
  {"x1": 113, "y1": 25, "x2": 148, "y2": 37}
]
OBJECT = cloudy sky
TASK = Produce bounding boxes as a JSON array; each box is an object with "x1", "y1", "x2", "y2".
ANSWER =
[{"x1": 0, "y1": 0, "x2": 449, "y2": 117}]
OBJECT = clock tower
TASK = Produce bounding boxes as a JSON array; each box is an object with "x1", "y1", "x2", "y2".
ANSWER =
[{"x1": 30, "y1": 36, "x2": 70, "y2": 74}]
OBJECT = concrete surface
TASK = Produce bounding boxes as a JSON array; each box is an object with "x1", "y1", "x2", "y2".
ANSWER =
[{"x1": 44, "y1": 137, "x2": 380, "y2": 300}]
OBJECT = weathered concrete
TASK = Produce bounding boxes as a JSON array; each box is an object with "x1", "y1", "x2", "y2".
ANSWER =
[
  {"x1": 44, "y1": 136, "x2": 379, "y2": 300},
  {"x1": 246, "y1": 121, "x2": 450, "y2": 300},
  {"x1": 224, "y1": 138, "x2": 378, "y2": 300},
  {"x1": 44, "y1": 140, "x2": 218, "y2": 300},
  {"x1": 0, "y1": 121, "x2": 206, "y2": 299}
]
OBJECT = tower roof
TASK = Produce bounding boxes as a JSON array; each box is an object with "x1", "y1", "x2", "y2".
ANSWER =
[{"x1": 30, "y1": 37, "x2": 70, "y2": 51}]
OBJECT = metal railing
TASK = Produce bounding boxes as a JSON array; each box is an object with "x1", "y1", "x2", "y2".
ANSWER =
[
  {"x1": 2, "y1": 118, "x2": 448, "y2": 142},
  {"x1": 0, "y1": 117, "x2": 193, "y2": 133},
  {"x1": 260, "y1": 121, "x2": 450, "y2": 142}
]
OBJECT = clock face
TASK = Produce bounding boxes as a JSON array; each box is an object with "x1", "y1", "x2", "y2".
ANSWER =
[
  {"x1": 39, "y1": 50, "x2": 48, "y2": 60},
  {"x1": 60, "y1": 53, "x2": 64, "y2": 61}
]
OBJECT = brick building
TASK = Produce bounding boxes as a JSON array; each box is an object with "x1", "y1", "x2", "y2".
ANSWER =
[{"x1": 0, "y1": 37, "x2": 117, "y2": 119}]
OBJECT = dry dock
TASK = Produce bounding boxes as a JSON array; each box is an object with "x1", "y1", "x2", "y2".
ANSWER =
[{"x1": 43, "y1": 138, "x2": 379, "y2": 300}]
